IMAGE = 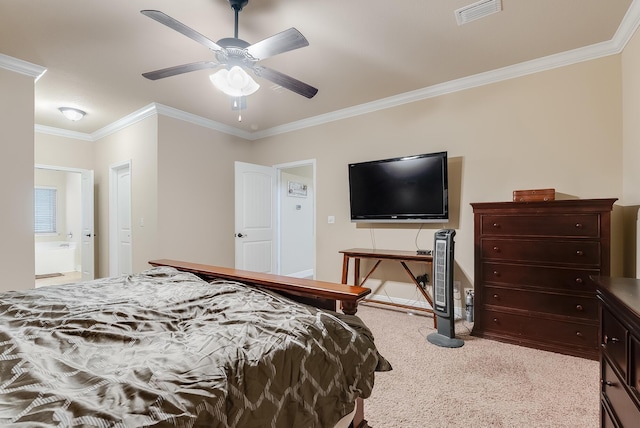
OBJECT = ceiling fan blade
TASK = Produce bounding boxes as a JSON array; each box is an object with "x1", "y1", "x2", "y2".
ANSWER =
[
  {"x1": 252, "y1": 65, "x2": 318, "y2": 99},
  {"x1": 246, "y1": 28, "x2": 309, "y2": 60},
  {"x1": 141, "y1": 10, "x2": 223, "y2": 52},
  {"x1": 142, "y1": 61, "x2": 219, "y2": 80}
]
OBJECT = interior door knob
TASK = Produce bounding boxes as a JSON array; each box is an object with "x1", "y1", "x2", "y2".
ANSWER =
[{"x1": 236, "y1": 233, "x2": 247, "y2": 238}]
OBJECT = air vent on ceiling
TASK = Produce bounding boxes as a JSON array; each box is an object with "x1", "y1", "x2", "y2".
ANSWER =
[{"x1": 455, "y1": 0, "x2": 502, "y2": 25}]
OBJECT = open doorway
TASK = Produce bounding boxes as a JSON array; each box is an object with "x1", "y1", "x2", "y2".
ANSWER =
[
  {"x1": 34, "y1": 165, "x2": 95, "y2": 286},
  {"x1": 276, "y1": 161, "x2": 315, "y2": 279}
]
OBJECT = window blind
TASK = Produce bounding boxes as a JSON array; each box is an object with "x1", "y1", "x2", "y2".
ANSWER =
[{"x1": 34, "y1": 187, "x2": 57, "y2": 234}]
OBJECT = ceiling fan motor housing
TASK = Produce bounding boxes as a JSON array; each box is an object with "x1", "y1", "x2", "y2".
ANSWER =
[{"x1": 216, "y1": 38, "x2": 255, "y2": 67}]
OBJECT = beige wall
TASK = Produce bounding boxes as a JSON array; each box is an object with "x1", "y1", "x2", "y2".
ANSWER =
[
  {"x1": 94, "y1": 116, "x2": 159, "y2": 277},
  {"x1": 622, "y1": 24, "x2": 640, "y2": 276},
  {"x1": 156, "y1": 115, "x2": 252, "y2": 266},
  {"x1": 252, "y1": 56, "x2": 624, "y2": 305},
  {"x1": 35, "y1": 133, "x2": 93, "y2": 170},
  {"x1": 623, "y1": 24, "x2": 640, "y2": 205},
  {"x1": 0, "y1": 68, "x2": 35, "y2": 290}
]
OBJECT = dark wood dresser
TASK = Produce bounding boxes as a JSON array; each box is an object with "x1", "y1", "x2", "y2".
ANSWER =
[
  {"x1": 471, "y1": 198, "x2": 616, "y2": 360},
  {"x1": 594, "y1": 277, "x2": 640, "y2": 427}
]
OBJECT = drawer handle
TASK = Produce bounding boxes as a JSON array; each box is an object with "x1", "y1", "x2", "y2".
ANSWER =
[
  {"x1": 493, "y1": 246, "x2": 500, "y2": 252},
  {"x1": 575, "y1": 277, "x2": 583, "y2": 284},
  {"x1": 575, "y1": 304, "x2": 583, "y2": 311},
  {"x1": 576, "y1": 331, "x2": 583, "y2": 337},
  {"x1": 493, "y1": 271, "x2": 499, "y2": 276},
  {"x1": 575, "y1": 223, "x2": 583, "y2": 229},
  {"x1": 576, "y1": 250, "x2": 584, "y2": 256},
  {"x1": 493, "y1": 223, "x2": 500, "y2": 228},
  {"x1": 493, "y1": 294, "x2": 499, "y2": 299},
  {"x1": 604, "y1": 335, "x2": 620, "y2": 344},
  {"x1": 493, "y1": 318, "x2": 498, "y2": 323}
]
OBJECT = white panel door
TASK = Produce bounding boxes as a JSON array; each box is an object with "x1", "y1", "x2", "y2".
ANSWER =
[
  {"x1": 116, "y1": 167, "x2": 132, "y2": 275},
  {"x1": 80, "y1": 170, "x2": 95, "y2": 281},
  {"x1": 234, "y1": 162, "x2": 276, "y2": 273}
]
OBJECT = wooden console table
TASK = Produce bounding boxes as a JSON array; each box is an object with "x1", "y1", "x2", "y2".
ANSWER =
[{"x1": 339, "y1": 248, "x2": 434, "y2": 318}]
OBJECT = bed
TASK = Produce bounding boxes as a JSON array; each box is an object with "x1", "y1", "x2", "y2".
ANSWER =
[{"x1": 0, "y1": 259, "x2": 391, "y2": 427}]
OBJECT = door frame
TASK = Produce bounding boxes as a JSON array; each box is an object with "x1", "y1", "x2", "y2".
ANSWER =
[
  {"x1": 109, "y1": 160, "x2": 132, "y2": 276},
  {"x1": 34, "y1": 164, "x2": 95, "y2": 279},
  {"x1": 273, "y1": 159, "x2": 316, "y2": 278}
]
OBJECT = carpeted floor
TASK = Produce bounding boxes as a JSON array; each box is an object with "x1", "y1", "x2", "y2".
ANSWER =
[{"x1": 356, "y1": 304, "x2": 599, "y2": 428}]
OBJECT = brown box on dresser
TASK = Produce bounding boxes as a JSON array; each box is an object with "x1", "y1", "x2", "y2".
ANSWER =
[
  {"x1": 512, "y1": 188, "x2": 555, "y2": 202},
  {"x1": 471, "y1": 198, "x2": 617, "y2": 360},
  {"x1": 594, "y1": 277, "x2": 640, "y2": 428}
]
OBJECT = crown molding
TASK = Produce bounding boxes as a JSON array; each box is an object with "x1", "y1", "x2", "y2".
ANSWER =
[
  {"x1": 252, "y1": 38, "x2": 628, "y2": 140},
  {"x1": 154, "y1": 104, "x2": 253, "y2": 140},
  {"x1": 614, "y1": 0, "x2": 640, "y2": 49},
  {"x1": 34, "y1": 124, "x2": 93, "y2": 141},
  {"x1": 34, "y1": 0, "x2": 640, "y2": 142},
  {"x1": 35, "y1": 104, "x2": 157, "y2": 142},
  {"x1": 253, "y1": 1, "x2": 640, "y2": 139},
  {"x1": 0, "y1": 53, "x2": 47, "y2": 80},
  {"x1": 91, "y1": 103, "x2": 158, "y2": 141},
  {"x1": 36, "y1": 102, "x2": 254, "y2": 141}
]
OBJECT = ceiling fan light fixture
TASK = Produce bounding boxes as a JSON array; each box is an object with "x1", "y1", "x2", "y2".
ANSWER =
[
  {"x1": 210, "y1": 66, "x2": 260, "y2": 97},
  {"x1": 58, "y1": 107, "x2": 86, "y2": 121}
]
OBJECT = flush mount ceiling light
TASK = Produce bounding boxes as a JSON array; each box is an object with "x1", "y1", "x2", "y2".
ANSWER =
[
  {"x1": 210, "y1": 66, "x2": 260, "y2": 97},
  {"x1": 58, "y1": 107, "x2": 86, "y2": 121}
]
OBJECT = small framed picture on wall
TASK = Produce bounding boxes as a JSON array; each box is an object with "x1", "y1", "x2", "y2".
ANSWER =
[{"x1": 288, "y1": 181, "x2": 307, "y2": 198}]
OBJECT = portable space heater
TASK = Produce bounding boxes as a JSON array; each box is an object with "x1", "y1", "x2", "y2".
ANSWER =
[{"x1": 427, "y1": 229, "x2": 464, "y2": 348}]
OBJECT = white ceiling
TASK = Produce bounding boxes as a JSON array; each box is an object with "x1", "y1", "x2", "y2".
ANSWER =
[{"x1": 0, "y1": 0, "x2": 637, "y2": 137}]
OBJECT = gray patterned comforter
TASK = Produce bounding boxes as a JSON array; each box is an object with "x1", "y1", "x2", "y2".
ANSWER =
[{"x1": 0, "y1": 267, "x2": 390, "y2": 427}]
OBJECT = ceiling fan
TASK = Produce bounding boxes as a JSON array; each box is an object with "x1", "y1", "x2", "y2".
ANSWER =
[{"x1": 141, "y1": 0, "x2": 318, "y2": 99}]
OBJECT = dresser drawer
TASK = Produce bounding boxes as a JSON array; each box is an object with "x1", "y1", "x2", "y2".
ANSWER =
[
  {"x1": 602, "y1": 308, "x2": 628, "y2": 379},
  {"x1": 482, "y1": 285, "x2": 597, "y2": 321},
  {"x1": 479, "y1": 309, "x2": 598, "y2": 349},
  {"x1": 482, "y1": 262, "x2": 598, "y2": 292},
  {"x1": 481, "y1": 213, "x2": 600, "y2": 238},
  {"x1": 602, "y1": 357, "x2": 640, "y2": 428},
  {"x1": 481, "y1": 238, "x2": 601, "y2": 266}
]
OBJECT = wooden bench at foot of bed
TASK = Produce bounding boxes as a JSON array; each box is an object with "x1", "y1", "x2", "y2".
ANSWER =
[
  {"x1": 149, "y1": 259, "x2": 371, "y2": 316},
  {"x1": 149, "y1": 259, "x2": 372, "y2": 428}
]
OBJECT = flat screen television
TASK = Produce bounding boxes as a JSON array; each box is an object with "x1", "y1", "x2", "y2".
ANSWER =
[{"x1": 348, "y1": 151, "x2": 448, "y2": 223}]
